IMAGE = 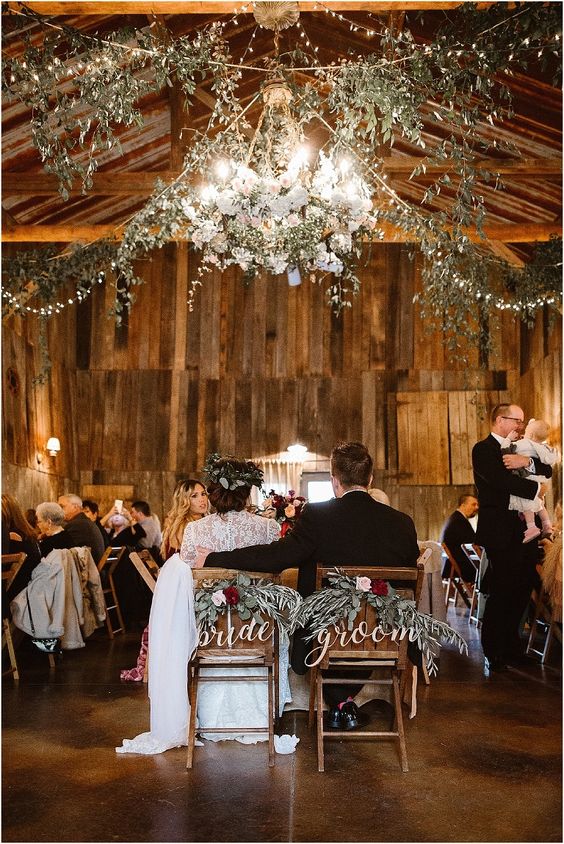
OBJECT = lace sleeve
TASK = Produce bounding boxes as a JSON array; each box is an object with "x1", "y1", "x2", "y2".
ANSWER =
[
  {"x1": 266, "y1": 519, "x2": 281, "y2": 543},
  {"x1": 179, "y1": 523, "x2": 197, "y2": 566}
]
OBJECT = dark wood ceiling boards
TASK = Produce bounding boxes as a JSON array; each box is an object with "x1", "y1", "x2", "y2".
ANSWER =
[{"x1": 1, "y1": 2, "x2": 562, "y2": 245}]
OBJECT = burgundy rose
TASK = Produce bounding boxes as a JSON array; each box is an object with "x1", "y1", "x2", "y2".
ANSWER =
[
  {"x1": 224, "y1": 586, "x2": 240, "y2": 605},
  {"x1": 370, "y1": 579, "x2": 388, "y2": 596}
]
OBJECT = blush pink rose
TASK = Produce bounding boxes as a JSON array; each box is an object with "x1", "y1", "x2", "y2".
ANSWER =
[
  {"x1": 211, "y1": 590, "x2": 227, "y2": 606},
  {"x1": 356, "y1": 576, "x2": 371, "y2": 592}
]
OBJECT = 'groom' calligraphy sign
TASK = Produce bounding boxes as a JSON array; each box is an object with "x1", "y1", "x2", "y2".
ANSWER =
[{"x1": 305, "y1": 622, "x2": 402, "y2": 667}]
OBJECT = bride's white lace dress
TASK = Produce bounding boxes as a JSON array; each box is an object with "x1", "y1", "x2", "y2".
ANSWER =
[
  {"x1": 180, "y1": 510, "x2": 291, "y2": 744},
  {"x1": 116, "y1": 510, "x2": 289, "y2": 754}
]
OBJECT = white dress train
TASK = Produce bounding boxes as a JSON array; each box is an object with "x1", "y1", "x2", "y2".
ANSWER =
[{"x1": 116, "y1": 553, "x2": 197, "y2": 754}]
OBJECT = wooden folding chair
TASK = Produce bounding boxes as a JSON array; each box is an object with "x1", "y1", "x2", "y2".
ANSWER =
[
  {"x1": 461, "y1": 544, "x2": 487, "y2": 626},
  {"x1": 2, "y1": 553, "x2": 26, "y2": 681},
  {"x1": 308, "y1": 563, "x2": 424, "y2": 773},
  {"x1": 187, "y1": 568, "x2": 281, "y2": 769},
  {"x1": 129, "y1": 550, "x2": 160, "y2": 682},
  {"x1": 129, "y1": 550, "x2": 159, "y2": 594},
  {"x1": 526, "y1": 587, "x2": 561, "y2": 663},
  {"x1": 97, "y1": 546, "x2": 126, "y2": 638},
  {"x1": 442, "y1": 543, "x2": 476, "y2": 611}
]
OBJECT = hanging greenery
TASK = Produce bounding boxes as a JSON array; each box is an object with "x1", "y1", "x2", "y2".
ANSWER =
[{"x1": 1, "y1": 1, "x2": 562, "y2": 372}]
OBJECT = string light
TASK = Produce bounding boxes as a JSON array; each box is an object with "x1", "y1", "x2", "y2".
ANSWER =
[
  {"x1": 2, "y1": 273, "x2": 105, "y2": 316},
  {"x1": 318, "y1": 2, "x2": 376, "y2": 38},
  {"x1": 295, "y1": 19, "x2": 320, "y2": 56},
  {"x1": 239, "y1": 24, "x2": 258, "y2": 63}
]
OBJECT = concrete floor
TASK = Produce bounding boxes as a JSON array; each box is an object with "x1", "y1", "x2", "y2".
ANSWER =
[{"x1": 2, "y1": 609, "x2": 561, "y2": 843}]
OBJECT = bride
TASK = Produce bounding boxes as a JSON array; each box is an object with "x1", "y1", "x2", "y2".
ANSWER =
[
  {"x1": 180, "y1": 454, "x2": 289, "y2": 743},
  {"x1": 116, "y1": 455, "x2": 286, "y2": 755}
]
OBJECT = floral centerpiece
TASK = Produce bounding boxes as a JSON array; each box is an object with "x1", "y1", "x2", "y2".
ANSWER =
[
  {"x1": 261, "y1": 489, "x2": 307, "y2": 537},
  {"x1": 194, "y1": 572, "x2": 301, "y2": 639},
  {"x1": 290, "y1": 569, "x2": 468, "y2": 675}
]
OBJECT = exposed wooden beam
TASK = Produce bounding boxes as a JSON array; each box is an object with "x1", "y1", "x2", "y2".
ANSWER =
[
  {"x1": 3, "y1": 221, "x2": 560, "y2": 244},
  {"x1": 487, "y1": 241, "x2": 526, "y2": 268},
  {"x1": 3, "y1": 158, "x2": 560, "y2": 196},
  {"x1": 5, "y1": 2, "x2": 470, "y2": 15}
]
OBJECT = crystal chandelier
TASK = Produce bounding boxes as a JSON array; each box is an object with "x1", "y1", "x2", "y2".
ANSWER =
[{"x1": 176, "y1": 3, "x2": 382, "y2": 308}]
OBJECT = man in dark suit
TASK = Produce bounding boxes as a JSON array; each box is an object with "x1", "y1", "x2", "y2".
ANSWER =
[
  {"x1": 440, "y1": 494, "x2": 479, "y2": 581},
  {"x1": 58, "y1": 494, "x2": 105, "y2": 564},
  {"x1": 472, "y1": 403, "x2": 552, "y2": 675},
  {"x1": 195, "y1": 441, "x2": 419, "y2": 728}
]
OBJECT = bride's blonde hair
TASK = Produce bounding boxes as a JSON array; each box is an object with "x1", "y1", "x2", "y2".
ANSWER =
[{"x1": 161, "y1": 479, "x2": 207, "y2": 558}]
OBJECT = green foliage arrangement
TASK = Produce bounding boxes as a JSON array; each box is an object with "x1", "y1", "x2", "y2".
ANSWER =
[
  {"x1": 194, "y1": 573, "x2": 302, "y2": 638},
  {"x1": 2, "y1": 2, "x2": 562, "y2": 375},
  {"x1": 290, "y1": 569, "x2": 468, "y2": 675}
]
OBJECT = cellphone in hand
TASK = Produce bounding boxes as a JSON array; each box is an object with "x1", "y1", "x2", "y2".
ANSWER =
[{"x1": 114, "y1": 499, "x2": 123, "y2": 514}]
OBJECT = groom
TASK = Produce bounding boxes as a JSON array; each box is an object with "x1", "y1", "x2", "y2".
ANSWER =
[{"x1": 195, "y1": 441, "x2": 419, "y2": 729}]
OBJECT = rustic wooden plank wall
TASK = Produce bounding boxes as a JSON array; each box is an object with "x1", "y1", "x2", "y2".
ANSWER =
[{"x1": 3, "y1": 242, "x2": 561, "y2": 542}]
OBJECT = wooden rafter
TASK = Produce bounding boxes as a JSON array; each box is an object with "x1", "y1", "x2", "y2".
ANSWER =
[
  {"x1": 2, "y1": 221, "x2": 560, "y2": 244},
  {"x1": 2, "y1": 158, "x2": 560, "y2": 196},
  {"x1": 486, "y1": 241, "x2": 526, "y2": 267},
  {"x1": 5, "y1": 2, "x2": 473, "y2": 15}
]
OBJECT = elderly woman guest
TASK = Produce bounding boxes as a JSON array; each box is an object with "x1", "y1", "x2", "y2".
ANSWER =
[
  {"x1": 120, "y1": 479, "x2": 209, "y2": 682},
  {"x1": 116, "y1": 456, "x2": 282, "y2": 755},
  {"x1": 36, "y1": 502, "x2": 74, "y2": 557}
]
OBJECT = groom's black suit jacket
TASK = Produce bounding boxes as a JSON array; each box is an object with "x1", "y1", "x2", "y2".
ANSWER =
[{"x1": 205, "y1": 490, "x2": 419, "y2": 598}]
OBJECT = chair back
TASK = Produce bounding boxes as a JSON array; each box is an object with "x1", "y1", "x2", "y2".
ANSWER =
[
  {"x1": 2, "y1": 553, "x2": 26, "y2": 590},
  {"x1": 192, "y1": 568, "x2": 280, "y2": 658},
  {"x1": 312, "y1": 564, "x2": 424, "y2": 670},
  {"x1": 129, "y1": 550, "x2": 159, "y2": 593},
  {"x1": 416, "y1": 546, "x2": 433, "y2": 571}
]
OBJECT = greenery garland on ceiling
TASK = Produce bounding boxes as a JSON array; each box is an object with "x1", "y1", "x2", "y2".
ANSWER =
[{"x1": 1, "y1": 2, "x2": 562, "y2": 377}]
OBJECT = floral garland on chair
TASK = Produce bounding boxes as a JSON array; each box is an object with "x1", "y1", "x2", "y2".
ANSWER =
[
  {"x1": 194, "y1": 573, "x2": 302, "y2": 638},
  {"x1": 290, "y1": 570, "x2": 467, "y2": 675}
]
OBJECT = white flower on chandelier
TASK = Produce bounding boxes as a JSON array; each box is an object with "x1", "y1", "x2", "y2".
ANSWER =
[{"x1": 177, "y1": 148, "x2": 382, "y2": 289}]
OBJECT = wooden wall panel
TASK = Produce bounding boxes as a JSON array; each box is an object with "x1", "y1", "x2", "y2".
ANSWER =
[
  {"x1": 3, "y1": 242, "x2": 561, "y2": 544},
  {"x1": 397, "y1": 391, "x2": 450, "y2": 485}
]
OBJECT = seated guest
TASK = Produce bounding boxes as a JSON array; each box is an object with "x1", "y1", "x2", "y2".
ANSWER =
[
  {"x1": 117, "y1": 501, "x2": 162, "y2": 558},
  {"x1": 1, "y1": 494, "x2": 42, "y2": 600},
  {"x1": 36, "y1": 502, "x2": 74, "y2": 557},
  {"x1": 82, "y1": 499, "x2": 111, "y2": 549},
  {"x1": 106, "y1": 513, "x2": 130, "y2": 542},
  {"x1": 440, "y1": 494, "x2": 479, "y2": 581},
  {"x1": 57, "y1": 494, "x2": 105, "y2": 563}
]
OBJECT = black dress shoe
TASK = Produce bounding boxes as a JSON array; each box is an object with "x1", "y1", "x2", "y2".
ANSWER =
[
  {"x1": 484, "y1": 657, "x2": 507, "y2": 675},
  {"x1": 340, "y1": 701, "x2": 360, "y2": 730},
  {"x1": 326, "y1": 707, "x2": 342, "y2": 729}
]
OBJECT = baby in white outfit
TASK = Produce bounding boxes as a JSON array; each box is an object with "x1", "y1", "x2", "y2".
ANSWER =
[{"x1": 500, "y1": 419, "x2": 559, "y2": 543}]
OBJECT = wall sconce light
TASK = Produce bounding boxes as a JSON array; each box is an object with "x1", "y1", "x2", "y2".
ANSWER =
[
  {"x1": 46, "y1": 437, "x2": 61, "y2": 457},
  {"x1": 287, "y1": 443, "x2": 308, "y2": 459}
]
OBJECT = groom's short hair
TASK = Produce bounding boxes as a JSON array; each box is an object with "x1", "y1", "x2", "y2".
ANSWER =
[{"x1": 331, "y1": 442, "x2": 373, "y2": 488}]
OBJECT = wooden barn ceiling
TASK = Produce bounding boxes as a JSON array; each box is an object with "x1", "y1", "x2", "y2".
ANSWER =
[{"x1": 2, "y1": 1, "x2": 562, "y2": 263}]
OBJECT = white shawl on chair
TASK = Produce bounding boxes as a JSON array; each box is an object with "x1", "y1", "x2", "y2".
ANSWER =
[{"x1": 116, "y1": 553, "x2": 198, "y2": 754}]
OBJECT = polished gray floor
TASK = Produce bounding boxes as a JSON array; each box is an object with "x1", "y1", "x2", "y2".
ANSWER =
[{"x1": 2, "y1": 608, "x2": 561, "y2": 843}]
